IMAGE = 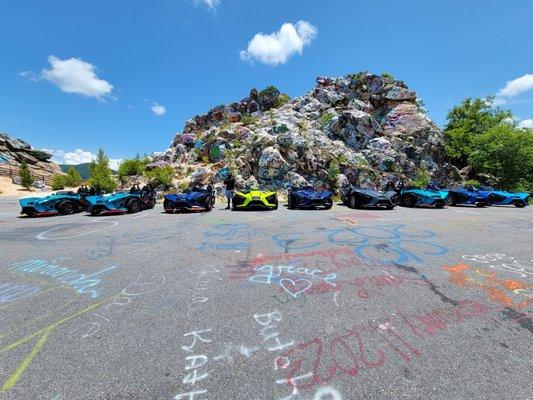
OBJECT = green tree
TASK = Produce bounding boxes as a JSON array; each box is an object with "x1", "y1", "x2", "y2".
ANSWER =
[
  {"x1": 19, "y1": 162, "x2": 34, "y2": 190},
  {"x1": 145, "y1": 165, "x2": 175, "y2": 189},
  {"x1": 118, "y1": 157, "x2": 148, "y2": 182},
  {"x1": 469, "y1": 125, "x2": 533, "y2": 191},
  {"x1": 412, "y1": 168, "x2": 431, "y2": 187},
  {"x1": 443, "y1": 97, "x2": 512, "y2": 168},
  {"x1": 87, "y1": 149, "x2": 117, "y2": 193},
  {"x1": 64, "y1": 166, "x2": 82, "y2": 187},
  {"x1": 51, "y1": 174, "x2": 66, "y2": 190}
]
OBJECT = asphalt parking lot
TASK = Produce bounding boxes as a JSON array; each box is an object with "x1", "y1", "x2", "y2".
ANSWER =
[{"x1": 0, "y1": 198, "x2": 532, "y2": 400}]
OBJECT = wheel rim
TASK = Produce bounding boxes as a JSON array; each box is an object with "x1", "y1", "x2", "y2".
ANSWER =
[{"x1": 350, "y1": 196, "x2": 356, "y2": 208}]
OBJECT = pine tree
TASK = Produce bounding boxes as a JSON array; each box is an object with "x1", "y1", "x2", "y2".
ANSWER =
[
  {"x1": 19, "y1": 162, "x2": 34, "y2": 190},
  {"x1": 87, "y1": 149, "x2": 117, "y2": 193}
]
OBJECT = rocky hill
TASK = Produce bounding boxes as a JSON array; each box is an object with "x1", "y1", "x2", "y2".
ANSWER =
[
  {"x1": 0, "y1": 132, "x2": 62, "y2": 184},
  {"x1": 159, "y1": 72, "x2": 454, "y2": 191}
]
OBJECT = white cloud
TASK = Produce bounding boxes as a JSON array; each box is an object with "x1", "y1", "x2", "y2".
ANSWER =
[
  {"x1": 18, "y1": 70, "x2": 40, "y2": 81},
  {"x1": 240, "y1": 21, "x2": 318, "y2": 66},
  {"x1": 44, "y1": 148, "x2": 122, "y2": 170},
  {"x1": 195, "y1": 0, "x2": 219, "y2": 10},
  {"x1": 518, "y1": 119, "x2": 533, "y2": 129},
  {"x1": 151, "y1": 102, "x2": 167, "y2": 116},
  {"x1": 38, "y1": 55, "x2": 114, "y2": 100},
  {"x1": 495, "y1": 73, "x2": 533, "y2": 105}
]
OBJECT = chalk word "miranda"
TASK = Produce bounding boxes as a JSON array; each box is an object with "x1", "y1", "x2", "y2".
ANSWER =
[
  {"x1": 0, "y1": 281, "x2": 40, "y2": 304},
  {"x1": 10, "y1": 259, "x2": 117, "y2": 298},
  {"x1": 250, "y1": 265, "x2": 337, "y2": 298}
]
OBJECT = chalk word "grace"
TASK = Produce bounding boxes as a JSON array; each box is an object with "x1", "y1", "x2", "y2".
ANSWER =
[
  {"x1": 10, "y1": 259, "x2": 117, "y2": 298},
  {"x1": 250, "y1": 265, "x2": 337, "y2": 298}
]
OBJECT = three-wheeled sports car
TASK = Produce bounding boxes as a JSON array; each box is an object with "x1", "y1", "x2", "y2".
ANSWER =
[
  {"x1": 86, "y1": 185, "x2": 156, "y2": 216},
  {"x1": 164, "y1": 186, "x2": 215, "y2": 213},
  {"x1": 232, "y1": 188, "x2": 278, "y2": 210},
  {"x1": 440, "y1": 187, "x2": 489, "y2": 207},
  {"x1": 474, "y1": 187, "x2": 529, "y2": 208},
  {"x1": 395, "y1": 186, "x2": 446, "y2": 208},
  {"x1": 287, "y1": 186, "x2": 333, "y2": 210},
  {"x1": 340, "y1": 185, "x2": 396, "y2": 210},
  {"x1": 20, "y1": 190, "x2": 90, "y2": 217}
]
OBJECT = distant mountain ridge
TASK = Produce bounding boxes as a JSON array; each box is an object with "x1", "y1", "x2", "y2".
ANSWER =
[{"x1": 59, "y1": 163, "x2": 91, "y2": 179}]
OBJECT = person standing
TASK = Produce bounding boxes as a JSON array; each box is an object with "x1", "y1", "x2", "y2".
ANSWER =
[{"x1": 224, "y1": 173, "x2": 236, "y2": 209}]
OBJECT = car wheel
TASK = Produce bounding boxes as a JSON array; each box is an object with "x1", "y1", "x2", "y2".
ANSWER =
[
  {"x1": 386, "y1": 204, "x2": 395, "y2": 210},
  {"x1": 288, "y1": 195, "x2": 294, "y2": 209},
  {"x1": 435, "y1": 203, "x2": 444, "y2": 209},
  {"x1": 513, "y1": 200, "x2": 526, "y2": 208},
  {"x1": 449, "y1": 194, "x2": 457, "y2": 206},
  {"x1": 57, "y1": 200, "x2": 75, "y2": 215},
  {"x1": 349, "y1": 195, "x2": 359, "y2": 209},
  {"x1": 205, "y1": 197, "x2": 213, "y2": 212},
  {"x1": 90, "y1": 207, "x2": 101, "y2": 216},
  {"x1": 402, "y1": 195, "x2": 416, "y2": 208},
  {"x1": 273, "y1": 197, "x2": 279, "y2": 210},
  {"x1": 126, "y1": 198, "x2": 142, "y2": 214},
  {"x1": 324, "y1": 202, "x2": 332, "y2": 210}
]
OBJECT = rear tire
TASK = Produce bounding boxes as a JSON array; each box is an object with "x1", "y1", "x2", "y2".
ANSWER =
[
  {"x1": 514, "y1": 200, "x2": 526, "y2": 208},
  {"x1": 288, "y1": 195, "x2": 295, "y2": 209},
  {"x1": 205, "y1": 197, "x2": 213, "y2": 212},
  {"x1": 273, "y1": 197, "x2": 279, "y2": 210},
  {"x1": 57, "y1": 200, "x2": 75, "y2": 215},
  {"x1": 126, "y1": 198, "x2": 142, "y2": 214},
  {"x1": 402, "y1": 195, "x2": 416, "y2": 208},
  {"x1": 90, "y1": 208, "x2": 101, "y2": 216}
]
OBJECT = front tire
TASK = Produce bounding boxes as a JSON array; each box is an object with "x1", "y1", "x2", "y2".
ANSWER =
[
  {"x1": 349, "y1": 195, "x2": 359, "y2": 209},
  {"x1": 57, "y1": 200, "x2": 75, "y2": 215},
  {"x1": 126, "y1": 198, "x2": 142, "y2": 214}
]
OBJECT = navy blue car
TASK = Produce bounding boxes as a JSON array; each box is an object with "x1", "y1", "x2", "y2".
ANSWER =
[
  {"x1": 474, "y1": 187, "x2": 529, "y2": 208},
  {"x1": 287, "y1": 186, "x2": 333, "y2": 210},
  {"x1": 164, "y1": 186, "x2": 215, "y2": 213},
  {"x1": 439, "y1": 187, "x2": 489, "y2": 207}
]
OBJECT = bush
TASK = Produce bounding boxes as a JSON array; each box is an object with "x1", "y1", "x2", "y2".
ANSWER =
[
  {"x1": 19, "y1": 162, "x2": 34, "y2": 190},
  {"x1": 241, "y1": 114, "x2": 258, "y2": 126},
  {"x1": 463, "y1": 179, "x2": 481, "y2": 188},
  {"x1": 327, "y1": 159, "x2": 341, "y2": 190},
  {"x1": 87, "y1": 149, "x2": 117, "y2": 193},
  {"x1": 381, "y1": 72, "x2": 395, "y2": 80},
  {"x1": 64, "y1": 166, "x2": 83, "y2": 187},
  {"x1": 275, "y1": 94, "x2": 291, "y2": 108},
  {"x1": 51, "y1": 174, "x2": 66, "y2": 190},
  {"x1": 320, "y1": 111, "x2": 334, "y2": 126},
  {"x1": 118, "y1": 158, "x2": 148, "y2": 181},
  {"x1": 145, "y1": 166, "x2": 175, "y2": 189},
  {"x1": 412, "y1": 168, "x2": 431, "y2": 187}
]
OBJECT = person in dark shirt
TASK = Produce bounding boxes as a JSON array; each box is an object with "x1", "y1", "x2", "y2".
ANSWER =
[{"x1": 224, "y1": 173, "x2": 236, "y2": 209}]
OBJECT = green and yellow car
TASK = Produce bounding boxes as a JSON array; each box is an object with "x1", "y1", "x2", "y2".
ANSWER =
[{"x1": 232, "y1": 188, "x2": 278, "y2": 210}]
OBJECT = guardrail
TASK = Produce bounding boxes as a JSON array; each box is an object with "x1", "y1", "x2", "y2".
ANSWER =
[{"x1": 0, "y1": 164, "x2": 54, "y2": 186}]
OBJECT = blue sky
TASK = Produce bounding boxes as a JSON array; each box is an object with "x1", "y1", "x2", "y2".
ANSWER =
[{"x1": 1, "y1": 0, "x2": 532, "y2": 166}]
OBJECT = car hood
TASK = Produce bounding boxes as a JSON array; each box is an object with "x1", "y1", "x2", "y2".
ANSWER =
[
  {"x1": 404, "y1": 188, "x2": 444, "y2": 198},
  {"x1": 165, "y1": 191, "x2": 205, "y2": 201},
  {"x1": 19, "y1": 194, "x2": 76, "y2": 207}
]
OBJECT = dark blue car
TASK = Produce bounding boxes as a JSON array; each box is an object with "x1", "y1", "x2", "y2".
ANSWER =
[
  {"x1": 439, "y1": 187, "x2": 489, "y2": 207},
  {"x1": 163, "y1": 186, "x2": 215, "y2": 213},
  {"x1": 340, "y1": 185, "x2": 395, "y2": 210},
  {"x1": 287, "y1": 186, "x2": 333, "y2": 210}
]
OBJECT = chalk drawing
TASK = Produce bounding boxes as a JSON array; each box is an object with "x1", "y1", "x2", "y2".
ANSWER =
[
  {"x1": 0, "y1": 282, "x2": 40, "y2": 304},
  {"x1": 36, "y1": 220, "x2": 118, "y2": 240},
  {"x1": 10, "y1": 259, "x2": 117, "y2": 298}
]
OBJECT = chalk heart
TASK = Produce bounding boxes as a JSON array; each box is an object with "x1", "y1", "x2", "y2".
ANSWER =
[{"x1": 279, "y1": 278, "x2": 312, "y2": 298}]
